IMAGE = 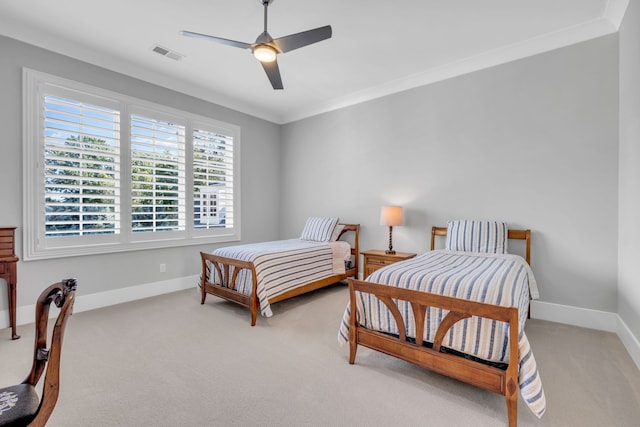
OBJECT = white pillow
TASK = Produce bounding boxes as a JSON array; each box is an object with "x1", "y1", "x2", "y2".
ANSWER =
[
  {"x1": 300, "y1": 217, "x2": 339, "y2": 242},
  {"x1": 445, "y1": 220, "x2": 508, "y2": 254}
]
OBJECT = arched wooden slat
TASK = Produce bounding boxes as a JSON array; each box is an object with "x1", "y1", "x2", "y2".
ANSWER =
[
  {"x1": 433, "y1": 311, "x2": 471, "y2": 352},
  {"x1": 378, "y1": 295, "x2": 407, "y2": 341},
  {"x1": 410, "y1": 302, "x2": 427, "y2": 347},
  {"x1": 230, "y1": 266, "x2": 241, "y2": 290}
]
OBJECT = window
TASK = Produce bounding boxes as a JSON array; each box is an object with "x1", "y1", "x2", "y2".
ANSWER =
[
  {"x1": 130, "y1": 112, "x2": 185, "y2": 233},
  {"x1": 42, "y1": 95, "x2": 121, "y2": 238},
  {"x1": 23, "y1": 69, "x2": 241, "y2": 260},
  {"x1": 193, "y1": 127, "x2": 234, "y2": 229}
]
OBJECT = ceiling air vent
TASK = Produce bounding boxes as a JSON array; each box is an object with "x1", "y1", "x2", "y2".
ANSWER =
[{"x1": 151, "y1": 44, "x2": 184, "y2": 61}]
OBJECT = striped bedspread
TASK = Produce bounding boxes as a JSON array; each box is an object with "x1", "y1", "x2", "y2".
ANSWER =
[
  {"x1": 208, "y1": 239, "x2": 348, "y2": 317},
  {"x1": 337, "y1": 250, "x2": 546, "y2": 418}
]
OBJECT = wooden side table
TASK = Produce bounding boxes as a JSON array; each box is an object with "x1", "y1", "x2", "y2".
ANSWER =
[
  {"x1": 1, "y1": 227, "x2": 19, "y2": 340},
  {"x1": 361, "y1": 249, "x2": 416, "y2": 278}
]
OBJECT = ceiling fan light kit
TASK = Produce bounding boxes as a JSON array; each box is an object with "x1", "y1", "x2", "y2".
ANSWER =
[
  {"x1": 253, "y1": 45, "x2": 277, "y2": 62},
  {"x1": 181, "y1": 0, "x2": 332, "y2": 90}
]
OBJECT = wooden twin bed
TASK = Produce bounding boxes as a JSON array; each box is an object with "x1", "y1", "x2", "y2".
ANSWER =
[
  {"x1": 340, "y1": 223, "x2": 545, "y2": 426},
  {"x1": 200, "y1": 223, "x2": 359, "y2": 326}
]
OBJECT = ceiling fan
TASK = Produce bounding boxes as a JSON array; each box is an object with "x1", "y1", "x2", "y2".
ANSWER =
[{"x1": 181, "y1": 0, "x2": 332, "y2": 90}]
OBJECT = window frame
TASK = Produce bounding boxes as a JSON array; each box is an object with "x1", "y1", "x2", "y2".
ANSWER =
[{"x1": 23, "y1": 68, "x2": 241, "y2": 260}]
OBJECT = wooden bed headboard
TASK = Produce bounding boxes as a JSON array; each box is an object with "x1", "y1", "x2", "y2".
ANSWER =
[
  {"x1": 338, "y1": 223, "x2": 360, "y2": 271},
  {"x1": 430, "y1": 226, "x2": 531, "y2": 265}
]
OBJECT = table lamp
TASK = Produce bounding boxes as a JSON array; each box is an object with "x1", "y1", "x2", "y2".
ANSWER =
[{"x1": 380, "y1": 205, "x2": 403, "y2": 254}]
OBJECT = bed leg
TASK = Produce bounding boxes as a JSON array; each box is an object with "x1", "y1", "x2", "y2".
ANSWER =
[
  {"x1": 250, "y1": 306, "x2": 257, "y2": 326},
  {"x1": 348, "y1": 324, "x2": 358, "y2": 364},
  {"x1": 200, "y1": 280, "x2": 207, "y2": 304},
  {"x1": 199, "y1": 253, "x2": 208, "y2": 305},
  {"x1": 348, "y1": 340, "x2": 358, "y2": 364},
  {"x1": 506, "y1": 393, "x2": 517, "y2": 427},
  {"x1": 348, "y1": 280, "x2": 358, "y2": 364}
]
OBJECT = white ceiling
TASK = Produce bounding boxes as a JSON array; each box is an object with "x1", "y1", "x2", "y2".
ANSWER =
[{"x1": 0, "y1": 0, "x2": 628, "y2": 124}]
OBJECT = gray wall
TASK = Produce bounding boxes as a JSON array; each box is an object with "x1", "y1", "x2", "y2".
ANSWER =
[
  {"x1": 619, "y1": 0, "x2": 640, "y2": 342},
  {"x1": 0, "y1": 36, "x2": 281, "y2": 309},
  {"x1": 281, "y1": 35, "x2": 620, "y2": 314}
]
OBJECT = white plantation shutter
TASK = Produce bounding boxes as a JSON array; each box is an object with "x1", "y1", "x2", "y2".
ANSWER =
[
  {"x1": 24, "y1": 69, "x2": 241, "y2": 260},
  {"x1": 193, "y1": 128, "x2": 234, "y2": 229},
  {"x1": 130, "y1": 114, "x2": 186, "y2": 233},
  {"x1": 43, "y1": 94, "x2": 121, "y2": 237}
]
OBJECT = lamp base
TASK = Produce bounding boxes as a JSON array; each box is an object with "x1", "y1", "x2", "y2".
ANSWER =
[{"x1": 386, "y1": 225, "x2": 396, "y2": 255}]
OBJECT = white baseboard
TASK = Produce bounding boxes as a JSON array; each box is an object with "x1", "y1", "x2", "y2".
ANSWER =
[
  {"x1": 530, "y1": 300, "x2": 619, "y2": 332},
  {"x1": 3, "y1": 280, "x2": 639, "y2": 370},
  {"x1": 617, "y1": 316, "x2": 640, "y2": 370},
  {"x1": 1, "y1": 275, "x2": 199, "y2": 329},
  {"x1": 531, "y1": 300, "x2": 640, "y2": 370}
]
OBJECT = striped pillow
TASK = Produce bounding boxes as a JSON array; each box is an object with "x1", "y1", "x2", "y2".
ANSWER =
[
  {"x1": 445, "y1": 220, "x2": 508, "y2": 254},
  {"x1": 300, "y1": 217, "x2": 340, "y2": 242}
]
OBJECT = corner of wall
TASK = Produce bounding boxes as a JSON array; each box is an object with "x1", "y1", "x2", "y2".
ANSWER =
[
  {"x1": 618, "y1": 314, "x2": 640, "y2": 369},
  {"x1": 605, "y1": 0, "x2": 631, "y2": 29}
]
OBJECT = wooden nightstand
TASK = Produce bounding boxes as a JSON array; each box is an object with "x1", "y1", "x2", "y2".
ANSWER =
[{"x1": 361, "y1": 249, "x2": 416, "y2": 277}]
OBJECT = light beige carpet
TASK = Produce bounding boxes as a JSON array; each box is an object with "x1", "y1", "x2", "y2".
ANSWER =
[{"x1": 1, "y1": 284, "x2": 639, "y2": 426}]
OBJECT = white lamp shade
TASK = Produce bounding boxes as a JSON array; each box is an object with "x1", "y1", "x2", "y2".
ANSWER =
[{"x1": 380, "y1": 206, "x2": 403, "y2": 226}]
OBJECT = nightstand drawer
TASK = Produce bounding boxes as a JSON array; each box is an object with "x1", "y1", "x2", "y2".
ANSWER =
[
  {"x1": 361, "y1": 250, "x2": 417, "y2": 278},
  {"x1": 366, "y1": 257, "x2": 396, "y2": 267}
]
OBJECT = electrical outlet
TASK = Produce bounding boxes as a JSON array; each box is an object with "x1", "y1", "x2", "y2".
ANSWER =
[{"x1": 159, "y1": 263, "x2": 166, "y2": 273}]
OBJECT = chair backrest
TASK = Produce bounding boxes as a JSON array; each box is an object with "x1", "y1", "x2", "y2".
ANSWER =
[{"x1": 25, "y1": 278, "x2": 77, "y2": 426}]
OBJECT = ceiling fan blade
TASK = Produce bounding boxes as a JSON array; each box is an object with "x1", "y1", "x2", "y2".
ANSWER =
[
  {"x1": 261, "y1": 59, "x2": 283, "y2": 90},
  {"x1": 272, "y1": 25, "x2": 332, "y2": 53},
  {"x1": 180, "y1": 30, "x2": 252, "y2": 50}
]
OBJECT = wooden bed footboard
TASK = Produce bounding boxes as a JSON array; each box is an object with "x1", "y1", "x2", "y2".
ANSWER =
[
  {"x1": 348, "y1": 278, "x2": 520, "y2": 427},
  {"x1": 200, "y1": 223, "x2": 359, "y2": 326},
  {"x1": 200, "y1": 253, "x2": 260, "y2": 324}
]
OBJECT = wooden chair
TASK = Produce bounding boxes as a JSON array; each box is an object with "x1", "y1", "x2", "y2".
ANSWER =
[{"x1": 0, "y1": 279, "x2": 77, "y2": 427}]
